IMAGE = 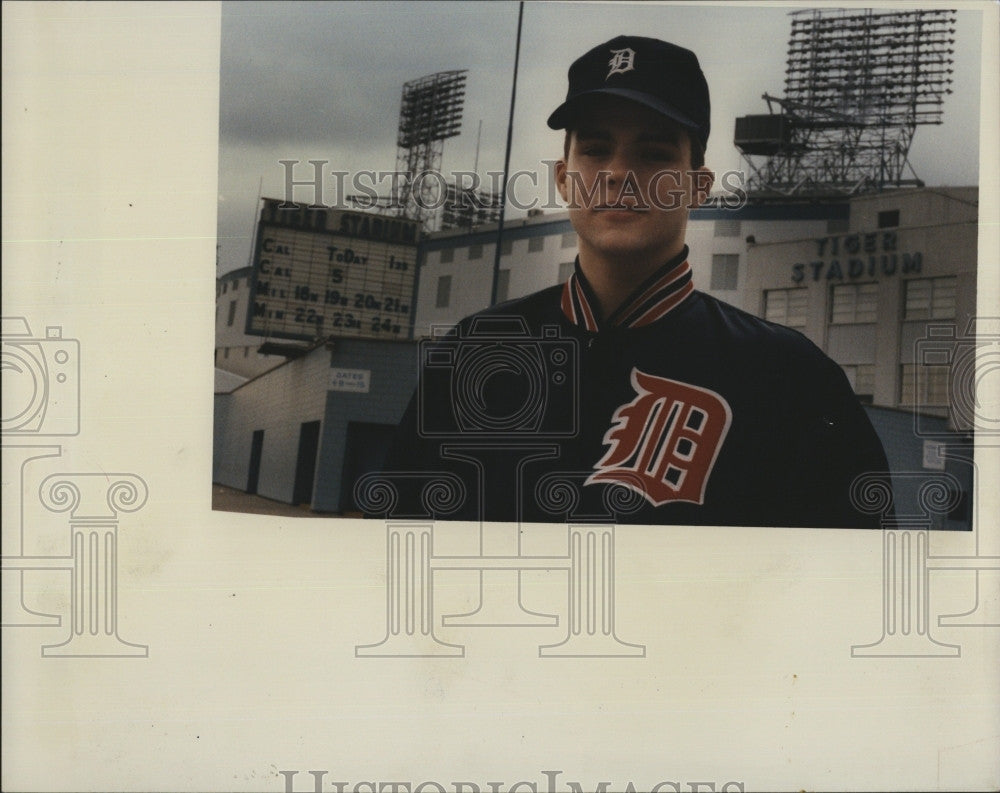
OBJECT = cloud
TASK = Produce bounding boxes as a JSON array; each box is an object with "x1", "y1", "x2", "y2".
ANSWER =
[{"x1": 219, "y1": 1, "x2": 517, "y2": 150}]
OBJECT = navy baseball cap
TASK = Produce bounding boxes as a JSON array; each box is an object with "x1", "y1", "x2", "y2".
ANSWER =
[{"x1": 547, "y1": 35, "x2": 711, "y2": 147}]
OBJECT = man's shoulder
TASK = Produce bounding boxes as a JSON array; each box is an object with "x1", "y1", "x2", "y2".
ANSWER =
[
  {"x1": 452, "y1": 284, "x2": 566, "y2": 331},
  {"x1": 688, "y1": 291, "x2": 825, "y2": 360},
  {"x1": 679, "y1": 291, "x2": 852, "y2": 394}
]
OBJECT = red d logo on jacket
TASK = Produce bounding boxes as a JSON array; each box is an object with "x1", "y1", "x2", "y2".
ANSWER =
[{"x1": 587, "y1": 368, "x2": 732, "y2": 507}]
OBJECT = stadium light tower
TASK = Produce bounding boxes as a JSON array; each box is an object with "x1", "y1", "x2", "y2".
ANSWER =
[
  {"x1": 735, "y1": 8, "x2": 957, "y2": 199},
  {"x1": 394, "y1": 70, "x2": 467, "y2": 231}
]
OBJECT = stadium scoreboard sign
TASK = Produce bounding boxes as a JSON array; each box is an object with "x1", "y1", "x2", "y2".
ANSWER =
[{"x1": 246, "y1": 199, "x2": 420, "y2": 342}]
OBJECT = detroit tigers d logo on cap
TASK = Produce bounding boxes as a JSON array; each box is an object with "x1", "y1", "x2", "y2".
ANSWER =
[{"x1": 607, "y1": 47, "x2": 636, "y2": 79}]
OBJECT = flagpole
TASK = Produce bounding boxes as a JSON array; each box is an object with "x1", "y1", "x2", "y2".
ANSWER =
[{"x1": 489, "y1": 0, "x2": 524, "y2": 306}]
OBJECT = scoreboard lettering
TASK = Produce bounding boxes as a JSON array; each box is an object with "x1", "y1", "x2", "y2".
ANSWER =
[{"x1": 246, "y1": 200, "x2": 420, "y2": 342}]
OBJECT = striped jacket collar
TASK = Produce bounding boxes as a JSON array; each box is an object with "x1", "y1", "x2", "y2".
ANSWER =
[{"x1": 560, "y1": 248, "x2": 695, "y2": 332}]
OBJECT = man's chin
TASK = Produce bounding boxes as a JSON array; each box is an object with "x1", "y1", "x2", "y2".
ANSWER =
[
  {"x1": 592, "y1": 243, "x2": 674, "y2": 268},
  {"x1": 590, "y1": 230, "x2": 664, "y2": 253}
]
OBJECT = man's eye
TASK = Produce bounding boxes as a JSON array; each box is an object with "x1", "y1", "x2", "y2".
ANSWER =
[{"x1": 581, "y1": 146, "x2": 608, "y2": 157}]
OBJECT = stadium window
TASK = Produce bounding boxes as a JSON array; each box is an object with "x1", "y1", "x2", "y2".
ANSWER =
[
  {"x1": 856, "y1": 365, "x2": 876, "y2": 399},
  {"x1": 899, "y1": 363, "x2": 949, "y2": 408},
  {"x1": 764, "y1": 288, "x2": 808, "y2": 328},
  {"x1": 714, "y1": 219, "x2": 741, "y2": 237},
  {"x1": 903, "y1": 277, "x2": 956, "y2": 320},
  {"x1": 222, "y1": 281, "x2": 228, "y2": 294},
  {"x1": 710, "y1": 254, "x2": 739, "y2": 291},
  {"x1": 830, "y1": 282, "x2": 878, "y2": 324},
  {"x1": 561, "y1": 231, "x2": 577, "y2": 248},
  {"x1": 439, "y1": 248, "x2": 454, "y2": 264},
  {"x1": 558, "y1": 261, "x2": 575, "y2": 284},
  {"x1": 826, "y1": 217, "x2": 850, "y2": 234},
  {"x1": 496, "y1": 269, "x2": 511, "y2": 303},
  {"x1": 223, "y1": 347, "x2": 230, "y2": 359},
  {"x1": 500, "y1": 238, "x2": 513, "y2": 256},
  {"x1": 468, "y1": 243, "x2": 483, "y2": 260},
  {"x1": 233, "y1": 279, "x2": 239, "y2": 291},
  {"x1": 436, "y1": 275, "x2": 452, "y2": 308},
  {"x1": 227, "y1": 300, "x2": 237, "y2": 326},
  {"x1": 841, "y1": 364, "x2": 876, "y2": 404},
  {"x1": 878, "y1": 209, "x2": 900, "y2": 228},
  {"x1": 528, "y1": 236, "x2": 544, "y2": 253}
]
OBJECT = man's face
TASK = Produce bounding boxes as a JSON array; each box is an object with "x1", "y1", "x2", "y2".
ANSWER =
[{"x1": 555, "y1": 95, "x2": 713, "y2": 268}]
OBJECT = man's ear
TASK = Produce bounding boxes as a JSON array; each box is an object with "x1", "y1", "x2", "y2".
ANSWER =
[
  {"x1": 690, "y1": 166, "x2": 714, "y2": 209},
  {"x1": 554, "y1": 159, "x2": 569, "y2": 204}
]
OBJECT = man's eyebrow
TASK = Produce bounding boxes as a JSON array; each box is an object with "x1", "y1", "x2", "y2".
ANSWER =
[
  {"x1": 573, "y1": 127, "x2": 683, "y2": 145},
  {"x1": 574, "y1": 127, "x2": 612, "y2": 141},
  {"x1": 636, "y1": 129, "x2": 683, "y2": 145}
]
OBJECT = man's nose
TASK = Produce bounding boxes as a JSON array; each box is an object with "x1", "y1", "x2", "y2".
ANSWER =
[{"x1": 605, "y1": 152, "x2": 632, "y2": 185}]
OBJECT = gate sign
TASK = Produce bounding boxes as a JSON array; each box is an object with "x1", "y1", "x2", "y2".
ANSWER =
[
  {"x1": 247, "y1": 199, "x2": 420, "y2": 342},
  {"x1": 329, "y1": 368, "x2": 371, "y2": 393}
]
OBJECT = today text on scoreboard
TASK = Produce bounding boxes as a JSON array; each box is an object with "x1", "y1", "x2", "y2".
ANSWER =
[{"x1": 246, "y1": 200, "x2": 421, "y2": 342}]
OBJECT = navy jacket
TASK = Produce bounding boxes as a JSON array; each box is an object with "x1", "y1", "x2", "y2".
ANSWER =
[{"x1": 382, "y1": 249, "x2": 889, "y2": 527}]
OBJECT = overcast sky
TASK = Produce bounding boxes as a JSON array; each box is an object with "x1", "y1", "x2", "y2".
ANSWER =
[{"x1": 217, "y1": 1, "x2": 983, "y2": 275}]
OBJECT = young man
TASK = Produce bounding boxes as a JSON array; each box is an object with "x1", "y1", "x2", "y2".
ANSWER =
[{"x1": 381, "y1": 35, "x2": 889, "y2": 527}]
